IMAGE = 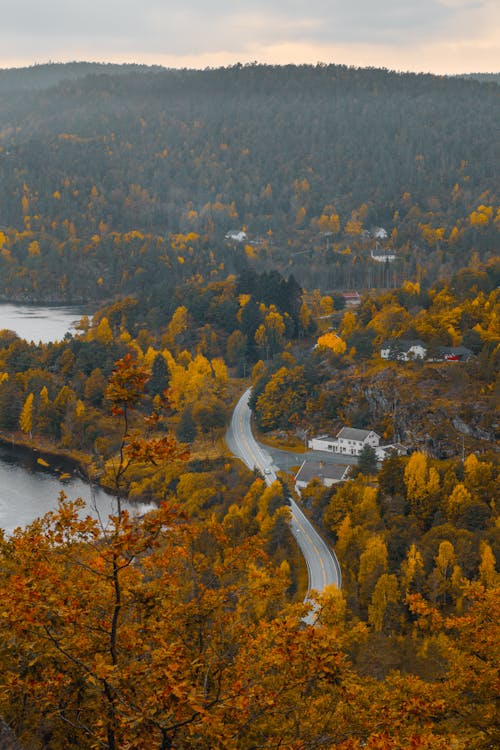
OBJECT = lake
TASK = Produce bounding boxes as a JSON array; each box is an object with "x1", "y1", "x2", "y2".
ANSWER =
[
  {"x1": 0, "y1": 302, "x2": 88, "y2": 344},
  {"x1": 0, "y1": 303, "x2": 154, "y2": 535},
  {"x1": 0, "y1": 442, "x2": 154, "y2": 536}
]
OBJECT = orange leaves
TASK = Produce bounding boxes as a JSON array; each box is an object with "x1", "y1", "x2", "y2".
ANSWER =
[
  {"x1": 124, "y1": 433, "x2": 189, "y2": 467},
  {"x1": 105, "y1": 353, "x2": 150, "y2": 408},
  {"x1": 1, "y1": 489, "x2": 494, "y2": 749}
]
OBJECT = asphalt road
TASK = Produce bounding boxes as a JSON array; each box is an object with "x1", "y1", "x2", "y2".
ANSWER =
[{"x1": 226, "y1": 388, "x2": 342, "y2": 608}]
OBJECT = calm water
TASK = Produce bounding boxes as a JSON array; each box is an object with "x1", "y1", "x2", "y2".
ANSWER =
[
  {"x1": 0, "y1": 443, "x2": 155, "y2": 536},
  {"x1": 0, "y1": 303, "x2": 87, "y2": 343},
  {"x1": 0, "y1": 304, "x2": 154, "y2": 535}
]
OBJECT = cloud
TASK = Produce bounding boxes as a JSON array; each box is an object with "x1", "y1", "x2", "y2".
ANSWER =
[{"x1": 0, "y1": 1, "x2": 498, "y2": 73}]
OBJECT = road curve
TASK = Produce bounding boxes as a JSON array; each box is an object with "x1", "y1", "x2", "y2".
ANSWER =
[{"x1": 226, "y1": 388, "x2": 342, "y2": 600}]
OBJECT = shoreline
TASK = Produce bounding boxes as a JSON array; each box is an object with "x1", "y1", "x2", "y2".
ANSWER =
[
  {"x1": 0, "y1": 430, "x2": 94, "y2": 481},
  {"x1": 0, "y1": 432, "x2": 157, "y2": 502}
]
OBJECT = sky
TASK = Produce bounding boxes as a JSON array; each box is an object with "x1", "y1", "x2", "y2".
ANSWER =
[{"x1": 1, "y1": 0, "x2": 499, "y2": 74}]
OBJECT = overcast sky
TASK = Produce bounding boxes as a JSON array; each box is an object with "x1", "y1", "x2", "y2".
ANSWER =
[{"x1": 1, "y1": 0, "x2": 498, "y2": 74}]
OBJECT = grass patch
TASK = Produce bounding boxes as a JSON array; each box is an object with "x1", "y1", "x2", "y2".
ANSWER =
[{"x1": 256, "y1": 430, "x2": 308, "y2": 453}]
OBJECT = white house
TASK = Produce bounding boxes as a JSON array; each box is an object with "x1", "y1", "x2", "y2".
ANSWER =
[
  {"x1": 370, "y1": 249, "x2": 397, "y2": 263},
  {"x1": 309, "y1": 427, "x2": 381, "y2": 457},
  {"x1": 375, "y1": 443, "x2": 407, "y2": 461},
  {"x1": 295, "y1": 460, "x2": 350, "y2": 491},
  {"x1": 308, "y1": 435, "x2": 338, "y2": 452},
  {"x1": 336, "y1": 427, "x2": 380, "y2": 456},
  {"x1": 380, "y1": 339, "x2": 427, "y2": 361},
  {"x1": 225, "y1": 230, "x2": 247, "y2": 242}
]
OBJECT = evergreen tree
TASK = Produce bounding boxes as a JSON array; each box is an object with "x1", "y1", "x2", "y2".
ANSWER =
[
  {"x1": 176, "y1": 407, "x2": 197, "y2": 443},
  {"x1": 148, "y1": 353, "x2": 170, "y2": 397},
  {"x1": 357, "y1": 444, "x2": 378, "y2": 475}
]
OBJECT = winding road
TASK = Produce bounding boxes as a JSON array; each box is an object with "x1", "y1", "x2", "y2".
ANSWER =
[{"x1": 226, "y1": 388, "x2": 342, "y2": 604}]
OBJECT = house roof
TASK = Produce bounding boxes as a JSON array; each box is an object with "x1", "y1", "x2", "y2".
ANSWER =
[
  {"x1": 295, "y1": 461, "x2": 349, "y2": 484},
  {"x1": 336, "y1": 427, "x2": 379, "y2": 441},
  {"x1": 341, "y1": 290, "x2": 361, "y2": 299},
  {"x1": 438, "y1": 346, "x2": 473, "y2": 358},
  {"x1": 376, "y1": 443, "x2": 407, "y2": 457},
  {"x1": 381, "y1": 338, "x2": 426, "y2": 351}
]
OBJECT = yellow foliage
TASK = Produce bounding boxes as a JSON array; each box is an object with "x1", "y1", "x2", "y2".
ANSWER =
[
  {"x1": 251, "y1": 359, "x2": 267, "y2": 383},
  {"x1": 402, "y1": 280, "x2": 420, "y2": 295},
  {"x1": 295, "y1": 206, "x2": 307, "y2": 225},
  {"x1": 168, "y1": 352, "x2": 228, "y2": 412},
  {"x1": 94, "y1": 317, "x2": 113, "y2": 345},
  {"x1": 478, "y1": 542, "x2": 498, "y2": 588},
  {"x1": 340, "y1": 311, "x2": 357, "y2": 339},
  {"x1": 143, "y1": 346, "x2": 158, "y2": 367},
  {"x1": 176, "y1": 472, "x2": 217, "y2": 515},
  {"x1": 319, "y1": 295, "x2": 334, "y2": 317},
  {"x1": 28, "y1": 240, "x2": 41, "y2": 257},
  {"x1": 19, "y1": 393, "x2": 34, "y2": 435},
  {"x1": 244, "y1": 244, "x2": 257, "y2": 259},
  {"x1": 344, "y1": 219, "x2": 362, "y2": 236},
  {"x1": 469, "y1": 205, "x2": 493, "y2": 227},
  {"x1": 419, "y1": 223, "x2": 445, "y2": 244},
  {"x1": 316, "y1": 332, "x2": 347, "y2": 354},
  {"x1": 446, "y1": 483, "x2": 472, "y2": 521},
  {"x1": 369, "y1": 303, "x2": 410, "y2": 338}
]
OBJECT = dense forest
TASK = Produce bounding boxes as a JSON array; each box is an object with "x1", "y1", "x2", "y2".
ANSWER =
[
  {"x1": 0, "y1": 313, "x2": 498, "y2": 749},
  {"x1": 0, "y1": 63, "x2": 498, "y2": 300},
  {"x1": 0, "y1": 63, "x2": 498, "y2": 749}
]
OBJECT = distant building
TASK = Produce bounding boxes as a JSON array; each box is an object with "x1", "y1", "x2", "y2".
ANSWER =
[
  {"x1": 380, "y1": 339, "x2": 473, "y2": 363},
  {"x1": 380, "y1": 339, "x2": 427, "y2": 361},
  {"x1": 375, "y1": 443, "x2": 408, "y2": 461},
  {"x1": 370, "y1": 248, "x2": 397, "y2": 263},
  {"x1": 295, "y1": 460, "x2": 350, "y2": 491},
  {"x1": 336, "y1": 427, "x2": 381, "y2": 455},
  {"x1": 436, "y1": 346, "x2": 473, "y2": 362},
  {"x1": 341, "y1": 290, "x2": 361, "y2": 307},
  {"x1": 308, "y1": 434, "x2": 338, "y2": 452},
  {"x1": 225, "y1": 230, "x2": 247, "y2": 242},
  {"x1": 309, "y1": 427, "x2": 381, "y2": 457}
]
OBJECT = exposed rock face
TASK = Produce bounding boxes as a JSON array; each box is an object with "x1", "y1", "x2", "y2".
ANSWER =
[
  {"x1": 344, "y1": 365, "x2": 496, "y2": 458},
  {"x1": 452, "y1": 416, "x2": 473, "y2": 436}
]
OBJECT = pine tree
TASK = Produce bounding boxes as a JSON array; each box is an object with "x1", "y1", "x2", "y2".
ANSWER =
[
  {"x1": 357, "y1": 444, "x2": 378, "y2": 475},
  {"x1": 148, "y1": 353, "x2": 170, "y2": 397}
]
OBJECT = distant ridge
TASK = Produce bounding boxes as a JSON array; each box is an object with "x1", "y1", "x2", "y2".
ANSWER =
[
  {"x1": 0, "y1": 61, "x2": 166, "y2": 93},
  {"x1": 0, "y1": 61, "x2": 496, "y2": 299},
  {"x1": 454, "y1": 72, "x2": 500, "y2": 84}
]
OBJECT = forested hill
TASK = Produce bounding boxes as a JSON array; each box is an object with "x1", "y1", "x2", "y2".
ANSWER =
[
  {"x1": 0, "y1": 63, "x2": 498, "y2": 300},
  {"x1": 456, "y1": 72, "x2": 500, "y2": 84},
  {"x1": 0, "y1": 62, "x2": 163, "y2": 93}
]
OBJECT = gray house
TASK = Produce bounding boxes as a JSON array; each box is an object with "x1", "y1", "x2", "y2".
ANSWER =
[{"x1": 295, "y1": 460, "x2": 350, "y2": 491}]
